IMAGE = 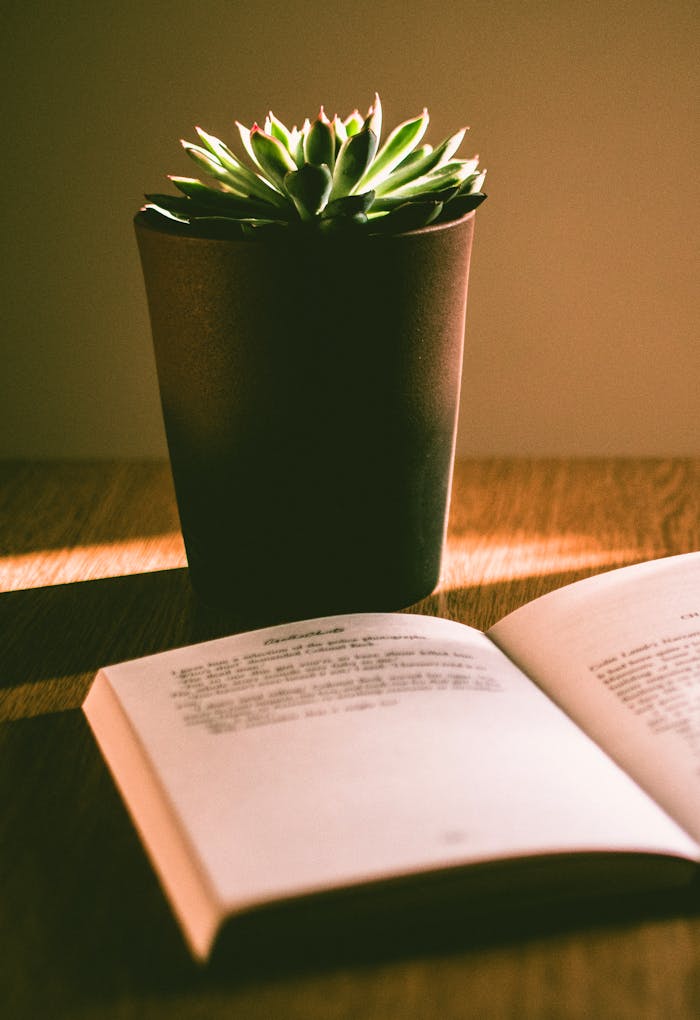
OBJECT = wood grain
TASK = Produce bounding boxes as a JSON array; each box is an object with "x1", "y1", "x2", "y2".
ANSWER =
[
  {"x1": 1, "y1": 458, "x2": 699, "y2": 1019},
  {"x1": 1, "y1": 458, "x2": 697, "y2": 721}
]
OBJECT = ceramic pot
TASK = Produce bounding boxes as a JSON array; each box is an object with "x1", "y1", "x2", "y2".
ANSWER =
[{"x1": 134, "y1": 210, "x2": 476, "y2": 621}]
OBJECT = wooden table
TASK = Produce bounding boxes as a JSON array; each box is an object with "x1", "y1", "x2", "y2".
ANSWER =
[{"x1": 1, "y1": 458, "x2": 699, "y2": 1018}]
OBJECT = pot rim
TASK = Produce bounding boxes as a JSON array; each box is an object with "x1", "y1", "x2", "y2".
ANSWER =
[{"x1": 133, "y1": 207, "x2": 476, "y2": 245}]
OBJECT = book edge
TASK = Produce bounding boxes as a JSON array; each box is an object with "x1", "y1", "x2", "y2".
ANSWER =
[{"x1": 83, "y1": 671, "x2": 222, "y2": 961}]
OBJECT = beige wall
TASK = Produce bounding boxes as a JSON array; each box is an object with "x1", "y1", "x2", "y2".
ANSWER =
[{"x1": 2, "y1": 1, "x2": 697, "y2": 457}]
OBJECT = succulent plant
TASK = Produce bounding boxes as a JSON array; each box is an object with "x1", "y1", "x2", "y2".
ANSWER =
[{"x1": 142, "y1": 94, "x2": 487, "y2": 237}]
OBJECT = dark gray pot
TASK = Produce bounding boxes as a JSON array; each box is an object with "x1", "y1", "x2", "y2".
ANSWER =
[{"x1": 134, "y1": 211, "x2": 476, "y2": 622}]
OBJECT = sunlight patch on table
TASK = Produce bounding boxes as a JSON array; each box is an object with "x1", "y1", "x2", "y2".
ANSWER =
[
  {"x1": 0, "y1": 535, "x2": 187, "y2": 591},
  {"x1": 0, "y1": 532, "x2": 650, "y2": 595},
  {"x1": 441, "y1": 533, "x2": 646, "y2": 587},
  {"x1": 0, "y1": 674, "x2": 92, "y2": 722}
]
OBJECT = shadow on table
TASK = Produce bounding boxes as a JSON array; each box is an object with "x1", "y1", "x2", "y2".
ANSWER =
[
  {"x1": 417, "y1": 558, "x2": 644, "y2": 632},
  {"x1": 0, "y1": 560, "x2": 611, "y2": 714},
  {"x1": 2, "y1": 710, "x2": 700, "y2": 1019},
  {"x1": 0, "y1": 567, "x2": 307, "y2": 715}
]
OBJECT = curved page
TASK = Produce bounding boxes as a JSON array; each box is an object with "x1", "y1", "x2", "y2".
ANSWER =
[{"x1": 489, "y1": 552, "x2": 700, "y2": 844}]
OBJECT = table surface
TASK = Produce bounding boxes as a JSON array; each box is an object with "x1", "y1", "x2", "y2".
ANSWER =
[{"x1": 1, "y1": 457, "x2": 699, "y2": 1019}]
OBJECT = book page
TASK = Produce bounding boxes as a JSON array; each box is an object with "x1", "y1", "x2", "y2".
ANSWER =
[
  {"x1": 489, "y1": 552, "x2": 700, "y2": 843},
  {"x1": 89, "y1": 610, "x2": 696, "y2": 948}
]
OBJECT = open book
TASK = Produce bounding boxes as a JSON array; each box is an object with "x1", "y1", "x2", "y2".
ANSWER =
[{"x1": 83, "y1": 552, "x2": 700, "y2": 961}]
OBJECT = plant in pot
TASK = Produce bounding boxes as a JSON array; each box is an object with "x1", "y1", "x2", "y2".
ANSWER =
[{"x1": 135, "y1": 94, "x2": 487, "y2": 624}]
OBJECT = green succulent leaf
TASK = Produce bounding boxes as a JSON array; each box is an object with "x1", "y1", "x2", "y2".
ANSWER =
[
  {"x1": 365, "y1": 93, "x2": 382, "y2": 144},
  {"x1": 332, "y1": 115, "x2": 347, "y2": 151},
  {"x1": 235, "y1": 121, "x2": 262, "y2": 169},
  {"x1": 376, "y1": 162, "x2": 480, "y2": 207},
  {"x1": 181, "y1": 141, "x2": 229, "y2": 178},
  {"x1": 321, "y1": 191, "x2": 375, "y2": 220},
  {"x1": 187, "y1": 134, "x2": 287, "y2": 207},
  {"x1": 142, "y1": 200, "x2": 192, "y2": 224},
  {"x1": 395, "y1": 143, "x2": 432, "y2": 170},
  {"x1": 457, "y1": 169, "x2": 486, "y2": 194},
  {"x1": 144, "y1": 192, "x2": 198, "y2": 214},
  {"x1": 389, "y1": 147, "x2": 433, "y2": 187},
  {"x1": 300, "y1": 118, "x2": 311, "y2": 143},
  {"x1": 193, "y1": 129, "x2": 243, "y2": 174},
  {"x1": 331, "y1": 122, "x2": 378, "y2": 199},
  {"x1": 343, "y1": 109, "x2": 364, "y2": 136},
  {"x1": 249, "y1": 126, "x2": 298, "y2": 190},
  {"x1": 426, "y1": 159, "x2": 473, "y2": 180},
  {"x1": 238, "y1": 219, "x2": 287, "y2": 236},
  {"x1": 287, "y1": 125, "x2": 305, "y2": 165},
  {"x1": 370, "y1": 198, "x2": 444, "y2": 233},
  {"x1": 264, "y1": 111, "x2": 293, "y2": 150},
  {"x1": 141, "y1": 199, "x2": 284, "y2": 235},
  {"x1": 168, "y1": 176, "x2": 282, "y2": 219},
  {"x1": 371, "y1": 184, "x2": 460, "y2": 212},
  {"x1": 284, "y1": 162, "x2": 333, "y2": 220},
  {"x1": 319, "y1": 211, "x2": 369, "y2": 232},
  {"x1": 358, "y1": 108, "x2": 429, "y2": 191},
  {"x1": 376, "y1": 129, "x2": 467, "y2": 194},
  {"x1": 438, "y1": 192, "x2": 487, "y2": 219},
  {"x1": 304, "y1": 109, "x2": 335, "y2": 168}
]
